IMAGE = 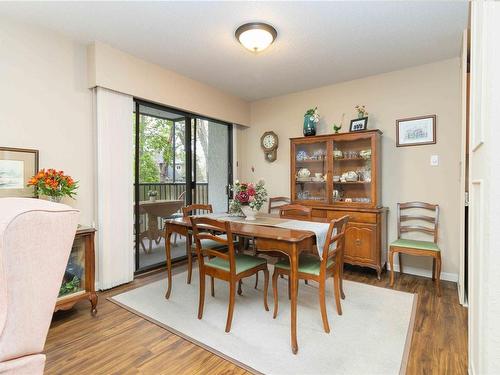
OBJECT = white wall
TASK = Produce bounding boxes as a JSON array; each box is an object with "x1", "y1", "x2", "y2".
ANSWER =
[
  {"x1": 88, "y1": 42, "x2": 251, "y2": 126},
  {"x1": 0, "y1": 17, "x2": 94, "y2": 225},
  {"x1": 240, "y1": 59, "x2": 462, "y2": 279}
]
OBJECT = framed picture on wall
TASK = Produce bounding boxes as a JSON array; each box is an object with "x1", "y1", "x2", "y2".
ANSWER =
[
  {"x1": 0, "y1": 147, "x2": 39, "y2": 198},
  {"x1": 396, "y1": 115, "x2": 436, "y2": 147}
]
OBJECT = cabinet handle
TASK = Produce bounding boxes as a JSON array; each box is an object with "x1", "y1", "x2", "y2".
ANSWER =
[{"x1": 355, "y1": 239, "x2": 361, "y2": 246}]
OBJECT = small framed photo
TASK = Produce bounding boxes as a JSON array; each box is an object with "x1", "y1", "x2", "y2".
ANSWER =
[
  {"x1": 0, "y1": 147, "x2": 39, "y2": 198},
  {"x1": 349, "y1": 117, "x2": 368, "y2": 132},
  {"x1": 396, "y1": 115, "x2": 436, "y2": 147}
]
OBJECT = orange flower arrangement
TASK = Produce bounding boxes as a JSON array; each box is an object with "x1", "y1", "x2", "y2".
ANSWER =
[{"x1": 28, "y1": 169, "x2": 78, "y2": 200}]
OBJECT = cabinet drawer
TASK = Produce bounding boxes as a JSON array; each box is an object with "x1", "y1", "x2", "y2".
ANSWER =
[
  {"x1": 311, "y1": 209, "x2": 327, "y2": 219},
  {"x1": 326, "y1": 210, "x2": 377, "y2": 224}
]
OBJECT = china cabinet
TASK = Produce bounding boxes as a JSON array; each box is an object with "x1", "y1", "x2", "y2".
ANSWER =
[
  {"x1": 54, "y1": 227, "x2": 98, "y2": 314},
  {"x1": 290, "y1": 130, "x2": 388, "y2": 278}
]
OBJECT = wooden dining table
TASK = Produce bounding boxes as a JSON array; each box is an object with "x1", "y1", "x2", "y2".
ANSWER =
[
  {"x1": 139, "y1": 199, "x2": 184, "y2": 253},
  {"x1": 163, "y1": 213, "x2": 317, "y2": 354}
]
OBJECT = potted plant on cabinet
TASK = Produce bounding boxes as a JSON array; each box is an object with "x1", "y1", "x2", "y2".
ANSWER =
[
  {"x1": 303, "y1": 106, "x2": 320, "y2": 136},
  {"x1": 28, "y1": 169, "x2": 78, "y2": 203}
]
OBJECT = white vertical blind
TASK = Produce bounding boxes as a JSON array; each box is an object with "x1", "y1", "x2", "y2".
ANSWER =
[{"x1": 95, "y1": 87, "x2": 134, "y2": 289}]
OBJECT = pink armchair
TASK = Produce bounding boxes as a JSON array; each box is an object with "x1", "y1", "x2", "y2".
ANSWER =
[{"x1": 0, "y1": 198, "x2": 79, "y2": 374}]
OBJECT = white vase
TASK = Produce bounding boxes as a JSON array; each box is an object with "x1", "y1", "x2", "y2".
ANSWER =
[{"x1": 241, "y1": 206, "x2": 256, "y2": 221}]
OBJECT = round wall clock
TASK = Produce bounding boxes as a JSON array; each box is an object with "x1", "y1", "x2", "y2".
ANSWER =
[{"x1": 260, "y1": 131, "x2": 279, "y2": 162}]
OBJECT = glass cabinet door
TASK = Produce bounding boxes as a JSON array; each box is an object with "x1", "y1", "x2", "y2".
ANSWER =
[
  {"x1": 294, "y1": 141, "x2": 328, "y2": 202},
  {"x1": 58, "y1": 236, "x2": 86, "y2": 298},
  {"x1": 332, "y1": 136, "x2": 373, "y2": 205}
]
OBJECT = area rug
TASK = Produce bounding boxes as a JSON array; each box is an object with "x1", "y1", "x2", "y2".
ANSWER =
[{"x1": 110, "y1": 268, "x2": 417, "y2": 375}]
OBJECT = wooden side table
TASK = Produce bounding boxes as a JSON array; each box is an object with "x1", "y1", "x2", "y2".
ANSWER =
[{"x1": 54, "y1": 227, "x2": 98, "y2": 314}]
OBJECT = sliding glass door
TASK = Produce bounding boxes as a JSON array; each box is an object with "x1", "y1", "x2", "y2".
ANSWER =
[
  {"x1": 133, "y1": 100, "x2": 232, "y2": 273},
  {"x1": 192, "y1": 118, "x2": 232, "y2": 211}
]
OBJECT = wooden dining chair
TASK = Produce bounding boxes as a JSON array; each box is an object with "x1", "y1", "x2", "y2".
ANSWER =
[
  {"x1": 272, "y1": 215, "x2": 349, "y2": 333},
  {"x1": 268, "y1": 196, "x2": 291, "y2": 214},
  {"x1": 246, "y1": 196, "x2": 290, "y2": 259},
  {"x1": 389, "y1": 202, "x2": 442, "y2": 296},
  {"x1": 183, "y1": 204, "x2": 219, "y2": 284},
  {"x1": 278, "y1": 204, "x2": 314, "y2": 285},
  {"x1": 171, "y1": 191, "x2": 186, "y2": 245},
  {"x1": 254, "y1": 203, "x2": 313, "y2": 288},
  {"x1": 191, "y1": 217, "x2": 270, "y2": 333},
  {"x1": 279, "y1": 204, "x2": 313, "y2": 220}
]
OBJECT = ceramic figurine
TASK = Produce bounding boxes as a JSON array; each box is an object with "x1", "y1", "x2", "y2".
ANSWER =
[{"x1": 297, "y1": 168, "x2": 311, "y2": 179}]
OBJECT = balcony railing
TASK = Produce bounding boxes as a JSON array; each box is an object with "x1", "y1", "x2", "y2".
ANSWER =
[
  {"x1": 135, "y1": 182, "x2": 209, "y2": 235},
  {"x1": 136, "y1": 182, "x2": 209, "y2": 205}
]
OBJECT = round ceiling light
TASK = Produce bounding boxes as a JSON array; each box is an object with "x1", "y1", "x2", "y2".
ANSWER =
[{"x1": 235, "y1": 22, "x2": 277, "y2": 53}]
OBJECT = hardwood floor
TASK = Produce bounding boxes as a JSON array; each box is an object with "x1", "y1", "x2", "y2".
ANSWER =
[{"x1": 45, "y1": 263, "x2": 467, "y2": 374}]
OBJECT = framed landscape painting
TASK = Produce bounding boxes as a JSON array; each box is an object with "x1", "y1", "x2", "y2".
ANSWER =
[
  {"x1": 0, "y1": 147, "x2": 39, "y2": 198},
  {"x1": 396, "y1": 115, "x2": 436, "y2": 147}
]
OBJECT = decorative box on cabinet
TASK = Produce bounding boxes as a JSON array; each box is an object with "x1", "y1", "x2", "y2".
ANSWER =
[
  {"x1": 54, "y1": 227, "x2": 98, "y2": 314},
  {"x1": 290, "y1": 130, "x2": 388, "y2": 278}
]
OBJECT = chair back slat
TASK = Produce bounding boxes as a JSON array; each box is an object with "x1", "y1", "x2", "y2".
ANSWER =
[
  {"x1": 279, "y1": 204, "x2": 312, "y2": 221},
  {"x1": 323, "y1": 216, "x2": 349, "y2": 263},
  {"x1": 400, "y1": 226, "x2": 435, "y2": 235},
  {"x1": 191, "y1": 217, "x2": 235, "y2": 271},
  {"x1": 399, "y1": 201, "x2": 436, "y2": 210},
  {"x1": 397, "y1": 202, "x2": 439, "y2": 243},
  {"x1": 268, "y1": 196, "x2": 291, "y2": 214},
  {"x1": 400, "y1": 214, "x2": 435, "y2": 223},
  {"x1": 183, "y1": 204, "x2": 213, "y2": 217}
]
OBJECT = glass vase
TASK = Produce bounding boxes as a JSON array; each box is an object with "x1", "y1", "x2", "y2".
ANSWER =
[
  {"x1": 49, "y1": 196, "x2": 62, "y2": 203},
  {"x1": 303, "y1": 116, "x2": 316, "y2": 136},
  {"x1": 241, "y1": 206, "x2": 256, "y2": 221}
]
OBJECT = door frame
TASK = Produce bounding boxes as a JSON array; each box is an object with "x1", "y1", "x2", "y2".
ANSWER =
[{"x1": 458, "y1": 28, "x2": 470, "y2": 306}]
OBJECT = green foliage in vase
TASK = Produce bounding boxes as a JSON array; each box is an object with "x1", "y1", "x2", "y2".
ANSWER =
[
  {"x1": 28, "y1": 169, "x2": 78, "y2": 199},
  {"x1": 355, "y1": 105, "x2": 368, "y2": 118},
  {"x1": 229, "y1": 179, "x2": 268, "y2": 214},
  {"x1": 59, "y1": 276, "x2": 80, "y2": 296},
  {"x1": 304, "y1": 106, "x2": 320, "y2": 123}
]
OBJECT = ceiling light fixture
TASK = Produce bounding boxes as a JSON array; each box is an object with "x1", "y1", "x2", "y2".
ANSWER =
[{"x1": 235, "y1": 22, "x2": 277, "y2": 53}]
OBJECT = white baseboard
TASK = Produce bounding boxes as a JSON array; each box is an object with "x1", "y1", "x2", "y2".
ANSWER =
[{"x1": 388, "y1": 263, "x2": 458, "y2": 283}]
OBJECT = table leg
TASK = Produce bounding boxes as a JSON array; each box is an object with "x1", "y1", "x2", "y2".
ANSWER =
[
  {"x1": 340, "y1": 248, "x2": 345, "y2": 299},
  {"x1": 290, "y1": 244, "x2": 299, "y2": 354},
  {"x1": 165, "y1": 228, "x2": 173, "y2": 299}
]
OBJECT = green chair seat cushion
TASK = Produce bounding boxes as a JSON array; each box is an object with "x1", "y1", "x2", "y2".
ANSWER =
[
  {"x1": 205, "y1": 254, "x2": 267, "y2": 274},
  {"x1": 274, "y1": 253, "x2": 334, "y2": 276},
  {"x1": 390, "y1": 238, "x2": 440, "y2": 252}
]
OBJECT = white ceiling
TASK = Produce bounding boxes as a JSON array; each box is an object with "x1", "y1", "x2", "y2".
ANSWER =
[{"x1": 0, "y1": 1, "x2": 468, "y2": 101}]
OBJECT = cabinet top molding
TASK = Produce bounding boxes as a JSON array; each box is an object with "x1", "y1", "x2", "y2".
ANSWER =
[{"x1": 290, "y1": 129, "x2": 383, "y2": 141}]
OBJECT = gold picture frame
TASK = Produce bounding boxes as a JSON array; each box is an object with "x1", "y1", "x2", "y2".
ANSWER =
[{"x1": 0, "y1": 147, "x2": 39, "y2": 198}]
